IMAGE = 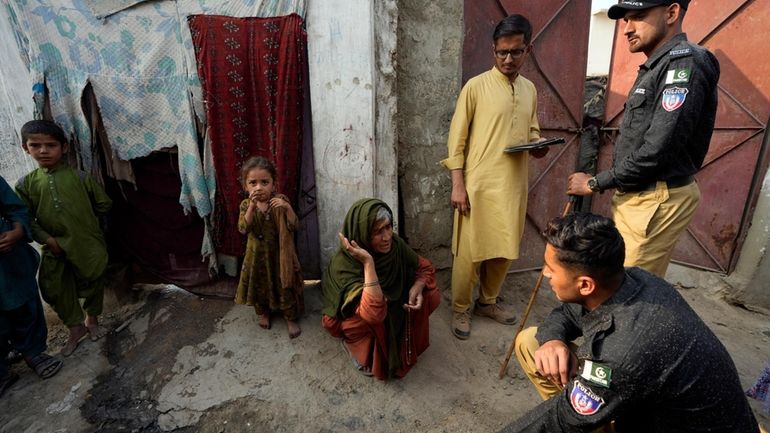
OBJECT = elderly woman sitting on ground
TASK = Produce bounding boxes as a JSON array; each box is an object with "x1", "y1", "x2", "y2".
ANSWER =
[{"x1": 321, "y1": 198, "x2": 440, "y2": 380}]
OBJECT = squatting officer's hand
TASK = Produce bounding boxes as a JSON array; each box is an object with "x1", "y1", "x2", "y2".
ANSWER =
[{"x1": 534, "y1": 339, "x2": 578, "y2": 387}]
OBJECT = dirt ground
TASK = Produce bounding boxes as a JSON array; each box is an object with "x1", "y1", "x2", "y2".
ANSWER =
[{"x1": 1, "y1": 271, "x2": 768, "y2": 433}]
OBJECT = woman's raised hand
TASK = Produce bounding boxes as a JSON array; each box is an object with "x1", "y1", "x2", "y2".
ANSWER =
[{"x1": 338, "y1": 232, "x2": 372, "y2": 264}]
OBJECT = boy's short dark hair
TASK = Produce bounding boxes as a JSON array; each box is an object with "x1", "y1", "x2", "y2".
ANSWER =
[
  {"x1": 543, "y1": 213, "x2": 625, "y2": 285},
  {"x1": 20, "y1": 120, "x2": 67, "y2": 146},
  {"x1": 493, "y1": 14, "x2": 533, "y2": 45}
]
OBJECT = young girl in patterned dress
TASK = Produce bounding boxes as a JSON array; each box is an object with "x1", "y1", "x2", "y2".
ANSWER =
[{"x1": 235, "y1": 156, "x2": 304, "y2": 338}]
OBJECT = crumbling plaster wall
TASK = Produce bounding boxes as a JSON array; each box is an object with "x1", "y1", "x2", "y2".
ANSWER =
[
  {"x1": 726, "y1": 162, "x2": 770, "y2": 312},
  {"x1": 307, "y1": 0, "x2": 399, "y2": 267},
  {"x1": 0, "y1": 5, "x2": 36, "y2": 185},
  {"x1": 306, "y1": 0, "x2": 468, "y2": 278},
  {"x1": 396, "y1": 0, "x2": 463, "y2": 281}
]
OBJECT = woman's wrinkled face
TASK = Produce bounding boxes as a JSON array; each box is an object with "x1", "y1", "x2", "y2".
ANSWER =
[{"x1": 369, "y1": 218, "x2": 393, "y2": 255}]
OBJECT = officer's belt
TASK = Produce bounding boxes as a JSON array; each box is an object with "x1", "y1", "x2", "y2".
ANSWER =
[{"x1": 626, "y1": 175, "x2": 694, "y2": 192}]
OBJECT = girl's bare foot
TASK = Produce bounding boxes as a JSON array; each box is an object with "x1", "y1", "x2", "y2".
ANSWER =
[
  {"x1": 62, "y1": 324, "x2": 88, "y2": 356},
  {"x1": 258, "y1": 314, "x2": 271, "y2": 330},
  {"x1": 287, "y1": 320, "x2": 301, "y2": 339},
  {"x1": 85, "y1": 315, "x2": 108, "y2": 341}
]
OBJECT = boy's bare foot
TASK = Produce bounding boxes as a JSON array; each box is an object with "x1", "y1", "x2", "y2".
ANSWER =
[
  {"x1": 258, "y1": 314, "x2": 271, "y2": 330},
  {"x1": 85, "y1": 315, "x2": 108, "y2": 341},
  {"x1": 62, "y1": 325, "x2": 88, "y2": 357},
  {"x1": 287, "y1": 320, "x2": 301, "y2": 339}
]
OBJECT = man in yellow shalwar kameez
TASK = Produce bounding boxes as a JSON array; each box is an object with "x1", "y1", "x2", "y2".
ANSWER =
[{"x1": 441, "y1": 14, "x2": 547, "y2": 340}]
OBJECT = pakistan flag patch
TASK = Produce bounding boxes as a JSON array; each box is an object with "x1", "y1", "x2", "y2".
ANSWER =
[
  {"x1": 580, "y1": 360, "x2": 612, "y2": 388},
  {"x1": 665, "y1": 68, "x2": 691, "y2": 84}
]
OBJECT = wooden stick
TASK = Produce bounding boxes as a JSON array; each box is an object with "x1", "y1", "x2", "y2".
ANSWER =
[{"x1": 498, "y1": 197, "x2": 576, "y2": 379}]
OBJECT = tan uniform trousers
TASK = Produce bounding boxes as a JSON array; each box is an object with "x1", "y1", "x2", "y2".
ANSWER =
[
  {"x1": 612, "y1": 181, "x2": 700, "y2": 278},
  {"x1": 451, "y1": 223, "x2": 512, "y2": 312},
  {"x1": 515, "y1": 326, "x2": 615, "y2": 433}
]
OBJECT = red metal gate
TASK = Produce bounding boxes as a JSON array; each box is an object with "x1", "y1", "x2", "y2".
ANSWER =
[
  {"x1": 463, "y1": 0, "x2": 592, "y2": 270},
  {"x1": 600, "y1": 0, "x2": 770, "y2": 273}
]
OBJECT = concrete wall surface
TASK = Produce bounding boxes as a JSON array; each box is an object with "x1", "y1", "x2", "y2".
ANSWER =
[
  {"x1": 587, "y1": 7, "x2": 614, "y2": 76},
  {"x1": 307, "y1": 0, "x2": 398, "y2": 267},
  {"x1": 0, "y1": 5, "x2": 36, "y2": 185},
  {"x1": 396, "y1": 0, "x2": 463, "y2": 275},
  {"x1": 725, "y1": 160, "x2": 770, "y2": 312}
]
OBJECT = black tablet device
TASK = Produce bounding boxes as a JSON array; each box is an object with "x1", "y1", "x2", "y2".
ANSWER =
[{"x1": 503, "y1": 137, "x2": 566, "y2": 154}]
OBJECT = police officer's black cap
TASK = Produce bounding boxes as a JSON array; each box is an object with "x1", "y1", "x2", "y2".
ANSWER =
[{"x1": 607, "y1": 0, "x2": 690, "y2": 20}]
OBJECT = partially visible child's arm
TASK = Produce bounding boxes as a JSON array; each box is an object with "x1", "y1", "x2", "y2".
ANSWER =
[
  {"x1": 238, "y1": 199, "x2": 256, "y2": 235},
  {"x1": 0, "y1": 222, "x2": 24, "y2": 253},
  {"x1": 1, "y1": 177, "x2": 31, "y2": 245},
  {"x1": 44, "y1": 237, "x2": 64, "y2": 256},
  {"x1": 84, "y1": 174, "x2": 112, "y2": 216},
  {"x1": 0, "y1": 177, "x2": 29, "y2": 253},
  {"x1": 14, "y1": 175, "x2": 54, "y2": 246},
  {"x1": 270, "y1": 195, "x2": 298, "y2": 231}
]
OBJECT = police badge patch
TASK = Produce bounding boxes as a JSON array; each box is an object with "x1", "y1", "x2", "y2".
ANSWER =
[
  {"x1": 570, "y1": 380, "x2": 605, "y2": 416},
  {"x1": 661, "y1": 87, "x2": 689, "y2": 112}
]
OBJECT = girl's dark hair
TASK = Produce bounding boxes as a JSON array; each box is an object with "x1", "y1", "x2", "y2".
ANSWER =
[
  {"x1": 20, "y1": 120, "x2": 67, "y2": 145},
  {"x1": 241, "y1": 156, "x2": 277, "y2": 183},
  {"x1": 543, "y1": 213, "x2": 625, "y2": 286},
  {"x1": 493, "y1": 14, "x2": 533, "y2": 44}
]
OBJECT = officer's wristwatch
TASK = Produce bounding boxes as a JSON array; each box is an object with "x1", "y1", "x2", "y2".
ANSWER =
[{"x1": 587, "y1": 177, "x2": 600, "y2": 193}]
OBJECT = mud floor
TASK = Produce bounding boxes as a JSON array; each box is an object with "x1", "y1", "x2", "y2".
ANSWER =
[{"x1": 1, "y1": 273, "x2": 768, "y2": 432}]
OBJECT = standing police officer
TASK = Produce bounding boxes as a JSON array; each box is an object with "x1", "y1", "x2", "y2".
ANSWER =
[{"x1": 567, "y1": 0, "x2": 720, "y2": 277}]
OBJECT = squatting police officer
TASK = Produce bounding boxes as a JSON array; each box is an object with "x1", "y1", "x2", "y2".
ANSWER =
[{"x1": 500, "y1": 213, "x2": 759, "y2": 432}]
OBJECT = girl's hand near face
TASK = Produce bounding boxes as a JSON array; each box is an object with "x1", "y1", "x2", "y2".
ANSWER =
[{"x1": 269, "y1": 196, "x2": 289, "y2": 210}]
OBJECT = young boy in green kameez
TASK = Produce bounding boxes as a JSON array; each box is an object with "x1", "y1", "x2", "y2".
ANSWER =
[{"x1": 15, "y1": 120, "x2": 112, "y2": 356}]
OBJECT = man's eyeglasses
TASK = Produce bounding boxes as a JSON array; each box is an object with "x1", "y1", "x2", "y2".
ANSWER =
[{"x1": 494, "y1": 48, "x2": 527, "y2": 60}]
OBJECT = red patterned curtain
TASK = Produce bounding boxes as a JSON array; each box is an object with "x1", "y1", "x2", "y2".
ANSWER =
[{"x1": 189, "y1": 14, "x2": 306, "y2": 256}]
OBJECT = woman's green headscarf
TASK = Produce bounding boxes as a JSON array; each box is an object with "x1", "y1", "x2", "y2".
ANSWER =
[{"x1": 321, "y1": 198, "x2": 419, "y2": 377}]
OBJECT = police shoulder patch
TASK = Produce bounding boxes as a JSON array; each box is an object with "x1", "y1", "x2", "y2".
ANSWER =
[
  {"x1": 661, "y1": 87, "x2": 689, "y2": 112},
  {"x1": 669, "y1": 47, "x2": 692, "y2": 58},
  {"x1": 569, "y1": 380, "x2": 605, "y2": 416}
]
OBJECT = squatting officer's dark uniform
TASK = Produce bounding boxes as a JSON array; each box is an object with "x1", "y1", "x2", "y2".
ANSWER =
[{"x1": 502, "y1": 268, "x2": 759, "y2": 433}]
